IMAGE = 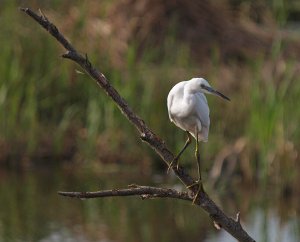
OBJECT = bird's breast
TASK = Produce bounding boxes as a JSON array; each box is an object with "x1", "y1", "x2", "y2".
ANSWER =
[{"x1": 170, "y1": 97, "x2": 194, "y2": 119}]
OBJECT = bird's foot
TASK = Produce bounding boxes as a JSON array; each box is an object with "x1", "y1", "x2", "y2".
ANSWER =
[
  {"x1": 167, "y1": 158, "x2": 179, "y2": 174},
  {"x1": 186, "y1": 180, "x2": 204, "y2": 204}
]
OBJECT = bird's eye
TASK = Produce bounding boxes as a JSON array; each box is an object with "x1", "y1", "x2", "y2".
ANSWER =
[{"x1": 200, "y1": 84, "x2": 204, "y2": 88}]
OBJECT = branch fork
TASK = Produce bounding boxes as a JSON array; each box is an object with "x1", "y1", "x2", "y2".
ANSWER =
[{"x1": 20, "y1": 7, "x2": 255, "y2": 242}]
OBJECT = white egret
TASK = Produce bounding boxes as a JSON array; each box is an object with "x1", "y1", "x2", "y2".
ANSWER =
[{"x1": 167, "y1": 77, "x2": 230, "y2": 202}]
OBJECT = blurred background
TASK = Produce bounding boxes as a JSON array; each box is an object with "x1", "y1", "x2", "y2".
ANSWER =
[{"x1": 0, "y1": 0, "x2": 300, "y2": 241}]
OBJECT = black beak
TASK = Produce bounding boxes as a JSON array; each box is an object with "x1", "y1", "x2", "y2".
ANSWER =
[
  {"x1": 203, "y1": 86, "x2": 230, "y2": 101},
  {"x1": 213, "y1": 90, "x2": 231, "y2": 101}
]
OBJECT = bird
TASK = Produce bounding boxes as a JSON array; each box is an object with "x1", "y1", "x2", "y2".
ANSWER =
[{"x1": 167, "y1": 77, "x2": 230, "y2": 202}]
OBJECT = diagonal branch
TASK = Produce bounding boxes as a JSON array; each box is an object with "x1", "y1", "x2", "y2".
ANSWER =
[
  {"x1": 58, "y1": 185, "x2": 192, "y2": 201},
  {"x1": 20, "y1": 7, "x2": 255, "y2": 242}
]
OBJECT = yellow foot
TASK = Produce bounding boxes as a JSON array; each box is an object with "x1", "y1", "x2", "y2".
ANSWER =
[
  {"x1": 186, "y1": 180, "x2": 201, "y2": 188},
  {"x1": 186, "y1": 180, "x2": 204, "y2": 204},
  {"x1": 192, "y1": 185, "x2": 202, "y2": 204},
  {"x1": 167, "y1": 158, "x2": 179, "y2": 174}
]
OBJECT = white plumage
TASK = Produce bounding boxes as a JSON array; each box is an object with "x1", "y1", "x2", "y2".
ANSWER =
[
  {"x1": 167, "y1": 78, "x2": 210, "y2": 142},
  {"x1": 167, "y1": 77, "x2": 230, "y2": 202}
]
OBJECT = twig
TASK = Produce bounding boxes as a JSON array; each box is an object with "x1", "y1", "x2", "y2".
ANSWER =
[
  {"x1": 58, "y1": 186, "x2": 192, "y2": 201},
  {"x1": 20, "y1": 7, "x2": 255, "y2": 242}
]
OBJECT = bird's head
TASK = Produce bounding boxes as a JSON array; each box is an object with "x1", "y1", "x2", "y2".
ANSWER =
[{"x1": 191, "y1": 78, "x2": 230, "y2": 101}]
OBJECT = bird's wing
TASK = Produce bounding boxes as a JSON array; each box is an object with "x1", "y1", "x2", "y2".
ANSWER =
[
  {"x1": 194, "y1": 93, "x2": 210, "y2": 128},
  {"x1": 167, "y1": 91, "x2": 174, "y2": 121},
  {"x1": 167, "y1": 81, "x2": 186, "y2": 122}
]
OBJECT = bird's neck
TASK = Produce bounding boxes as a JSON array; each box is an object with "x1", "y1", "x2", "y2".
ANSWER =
[{"x1": 184, "y1": 82, "x2": 202, "y2": 95}]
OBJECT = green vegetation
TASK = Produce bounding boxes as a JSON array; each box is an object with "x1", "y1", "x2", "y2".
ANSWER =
[
  {"x1": 0, "y1": 1, "x2": 299, "y2": 184},
  {"x1": 0, "y1": 2, "x2": 299, "y2": 241}
]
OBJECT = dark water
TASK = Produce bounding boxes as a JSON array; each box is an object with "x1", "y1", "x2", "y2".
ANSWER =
[{"x1": 0, "y1": 164, "x2": 299, "y2": 242}]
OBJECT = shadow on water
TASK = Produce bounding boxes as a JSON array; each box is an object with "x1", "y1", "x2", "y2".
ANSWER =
[{"x1": 0, "y1": 163, "x2": 299, "y2": 242}]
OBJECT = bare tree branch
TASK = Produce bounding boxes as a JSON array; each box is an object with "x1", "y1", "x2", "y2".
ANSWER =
[
  {"x1": 20, "y1": 7, "x2": 255, "y2": 242},
  {"x1": 58, "y1": 185, "x2": 192, "y2": 201}
]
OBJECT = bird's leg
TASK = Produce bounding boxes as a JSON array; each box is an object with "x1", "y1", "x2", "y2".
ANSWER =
[
  {"x1": 167, "y1": 131, "x2": 192, "y2": 173},
  {"x1": 186, "y1": 129, "x2": 204, "y2": 204}
]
